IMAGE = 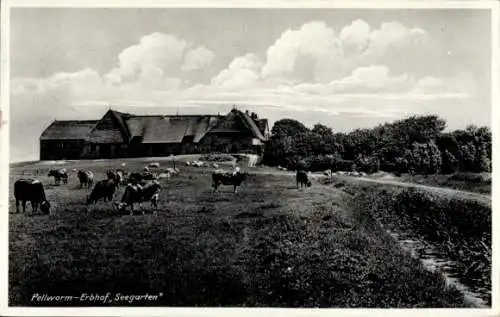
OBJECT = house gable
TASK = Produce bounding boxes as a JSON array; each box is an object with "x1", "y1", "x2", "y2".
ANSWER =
[
  {"x1": 88, "y1": 110, "x2": 130, "y2": 144},
  {"x1": 206, "y1": 110, "x2": 257, "y2": 134}
]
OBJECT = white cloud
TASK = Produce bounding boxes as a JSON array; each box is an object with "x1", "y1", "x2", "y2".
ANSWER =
[
  {"x1": 363, "y1": 21, "x2": 427, "y2": 60},
  {"x1": 293, "y1": 65, "x2": 412, "y2": 95},
  {"x1": 11, "y1": 68, "x2": 104, "y2": 95},
  {"x1": 104, "y1": 33, "x2": 189, "y2": 86},
  {"x1": 181, "y1": 46, "x2": 215, "y2": 72},
  {"x1": 210, "y1": 53, "x2": 263, "y2": 90},
  {"x1": 262, "y1": 21, "x2": 342, "y2": 83},
  {"x1": 340, "y1": 19, "x2": 371, "y2": 54},
  {"x1": 260, "y1": 19, "x2": 432, "y2": 85}
]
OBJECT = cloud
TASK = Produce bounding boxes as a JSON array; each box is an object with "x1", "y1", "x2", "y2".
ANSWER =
[
  {"x1": 104, "y1": 33, "x2": 189, "y2": 87},
  {"x1": 262, "y1": 21, "x2": 342, "y2": 83},
  {"x1": 11, "y1": 68, "x2": 104, "y2": 95},
  {"x1": 261, "y1": 19, "x2": 431, "y2": 85},
  {"x1": 340, "y1": 19, "x2": 371, "y2": 54},
  {"x1": 181, "y1": 46, "x2": 215, "y2": 72},
  {"x1": 363, "y1": 21, "x2": 427, "y2": 60},
  {"x1": 210, "y1": 53, "x2": 263, "y2": 90},
  {"x1": 293, "y1": 65, "x2": 412, "y2": 95}
]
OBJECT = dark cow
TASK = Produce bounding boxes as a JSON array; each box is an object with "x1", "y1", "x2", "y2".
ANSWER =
[
  {"x1": 125, "y1": 171, "x2": 156, "y2": 184},
  {"x1": 126, "y1": 172, "x2": 144, "y2": 184},
  {"x1": 86, "y1": 179, "x2": 118, "y2": 206},
  {"x1": 106, "y1": 169, "x2": 123, "y2": 187},
  {"x1": 142, "y1": 172, "x2": 157, "y2": 180},
  {"x1": 77, "y1": 170, "x2": 94, "y2": 188},
  {"x1": 116, "y1": 181, "x2": 161, "y2": 215},
  {"x1": 48, "y1": 168, "x2": 68, "y2": 186},
  {"x1": 14, "y1": 179, "x2": 51, "y2": 214},
  {"x1": 212, "y1": 169, "x2": 247, "y2": 194},
  {"x1": 296, "y1": 170, "x2": 312, "y2": 189}
]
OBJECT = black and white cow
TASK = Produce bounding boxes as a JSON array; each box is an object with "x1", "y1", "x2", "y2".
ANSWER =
[
  {"x1": 116, "y1": 181, "x2": 162, "y2": 215},
  {"x1": 48, "y1": 168, "x2": 68, "y2": 186},
  {"x1": 14, "y1": 179, "x2": 51, "y2": 214},
  {"x1": 212, "y1": 168, "x2": 248, "y2": 194}
]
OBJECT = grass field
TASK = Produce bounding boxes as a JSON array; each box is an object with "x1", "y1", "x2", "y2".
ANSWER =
[{"x1": 9, "y1": 158, "x2": 469, "y2": 307}]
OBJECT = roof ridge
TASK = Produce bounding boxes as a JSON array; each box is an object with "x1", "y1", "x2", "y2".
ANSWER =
[{"x1": 235, "y1": 110, "x2": 265, "y2": 140}]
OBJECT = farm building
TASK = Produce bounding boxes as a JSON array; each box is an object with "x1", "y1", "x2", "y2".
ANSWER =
[{"x1": 39, "y1": 108, "x2": 269, "y2": 160}]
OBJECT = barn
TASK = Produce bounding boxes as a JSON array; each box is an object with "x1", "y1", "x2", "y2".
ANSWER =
[{"x1": 39, "y1": 108, "x2": 269, "y2": 160}]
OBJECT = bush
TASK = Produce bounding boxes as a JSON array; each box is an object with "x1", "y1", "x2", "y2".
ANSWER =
[
  {"x1": 441, "y1": 150, "x2": 459, "y2": 174},
  {"x1": 450, "y1": 172, "x2": 492, "y2": 183},
  {"x1": 355, "y1": 155, "x2": 380, "y2": 173}
]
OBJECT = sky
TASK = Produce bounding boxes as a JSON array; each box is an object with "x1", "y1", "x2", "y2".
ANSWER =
[{"x1": 9, "y1": 8, "x2": 492, "y2": 162}]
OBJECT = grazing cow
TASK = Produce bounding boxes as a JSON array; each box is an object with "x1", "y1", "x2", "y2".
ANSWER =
[
  {"x1": 106, "y1": 169, "x2": 124, "y2": 187},
  {"x1": 14, "y1": 179, "x2": 51, "y2": 214},
  {"x1": 192, "y1": 161, "x2": 204, "y2": 167},
  {"x1": 116, "y1": 169, "x2": 126, "y2": 184},
  {"x1": 127, "y1": 172, "x2": 144, "y2": 184},
  {"x1": 48, "y1": 168, "x2": 68, "y2": 185},
  {"x1": 164, "y1": 167, "x2": 179, "y2": 176},
  {"x1": 77, "y1": 170, "x2": 94, "y2": 188},
  {"x1": 296, "y1": 170, "x2": 312, "y2": 189},
  {"x1": 106, "y1": 169, "x2": 116, "y2": 180},
  {"x1": 212, "y1": 169, "x2": 247, "y2": 194},
  {"x1": 142, "y1": 172, "x2": 157, "y2": 180},
  {"x1": 117, "y1": 181, "x2": 161, "y2": 215},
  {"x1": 86, "y1": 179, "x2": 117, "y2": 206}
]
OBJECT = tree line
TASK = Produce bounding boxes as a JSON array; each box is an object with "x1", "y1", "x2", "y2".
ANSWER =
[{"x1": 262, "y1": 115, "x2": 492, "y2": 176}]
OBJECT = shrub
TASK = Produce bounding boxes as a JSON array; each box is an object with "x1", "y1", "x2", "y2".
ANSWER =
[
  {"x1": 450, "y1": 172, "x2": 492, "y2": 183},
  {"x1": 355, "y1": 155, "x2": 380, "y2": 173},
  {"x1": 441, "y1": 150, "x2": 459, "y2": 174}
]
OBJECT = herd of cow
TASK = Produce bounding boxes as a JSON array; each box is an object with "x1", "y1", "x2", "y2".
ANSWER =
[{"x1": 12, "y1": 163, "x2": 257, "y2": 216}]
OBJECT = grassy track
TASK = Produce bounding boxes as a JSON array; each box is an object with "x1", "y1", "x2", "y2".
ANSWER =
[{"x1": 9, "y1": 160, "x2": 467, "y2": 307}]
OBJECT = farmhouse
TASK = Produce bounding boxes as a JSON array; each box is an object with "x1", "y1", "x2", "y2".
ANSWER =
[{"x1": 39, "y1": 108, "x2": 269, "y2": 160}]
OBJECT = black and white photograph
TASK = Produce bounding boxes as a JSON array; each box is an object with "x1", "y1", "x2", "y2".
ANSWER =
[{"x1": 1, "y1": 0, "x2": 498, "y2": 315}]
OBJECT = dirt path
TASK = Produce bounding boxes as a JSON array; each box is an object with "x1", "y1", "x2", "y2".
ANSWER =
[
  {"x1": 345, "y1": 176, "x2": 491, "y2": 205},
  {"x1": 248, "y1": 169, "x2": 491, "y2": 205}
]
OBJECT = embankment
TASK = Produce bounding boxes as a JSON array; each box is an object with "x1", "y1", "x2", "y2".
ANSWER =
[{"x1": 334, "y1": 178, "x2": 491, "y2": 307}]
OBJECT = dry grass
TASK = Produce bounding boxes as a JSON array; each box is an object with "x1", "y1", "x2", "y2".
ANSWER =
[{"x1": 9, "y1": 159, "x2": 467, "y2": 307}]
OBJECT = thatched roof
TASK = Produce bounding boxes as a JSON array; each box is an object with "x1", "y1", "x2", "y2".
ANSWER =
[
  {"x1": 40, "y1": 120, "x2": 97, "y2": 140},
  {"x1": 205, "y1": 109, "x2": 266, "y2": 141},
  {"x1": 39, "y1": 109, "x2": 267, "y2": 144}
]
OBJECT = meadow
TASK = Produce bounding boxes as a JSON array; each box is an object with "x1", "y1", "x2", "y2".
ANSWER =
[{"x1": 9, "y1": 158, "x2": 470, "y2": 307}]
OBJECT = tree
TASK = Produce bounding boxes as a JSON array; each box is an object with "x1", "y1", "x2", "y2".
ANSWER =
[
  {"x1": 354, "y1": 154, "x2": 380, "y2": 173},
  {"x1": 406, "y1": 142, "x2": 442, "y2": 177},
  {"x1": 311, "y1": 123, "x2": 333, "y2": 137},
  {"x1": 441, "y1": 150, "x2": 459, "y2": 174},
  {"x1": 271, "y1": 119, "x2": 309, "y2": 137},
  {"x1": 475, "y1": 147, "x2": 491, "y2": 173}
]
